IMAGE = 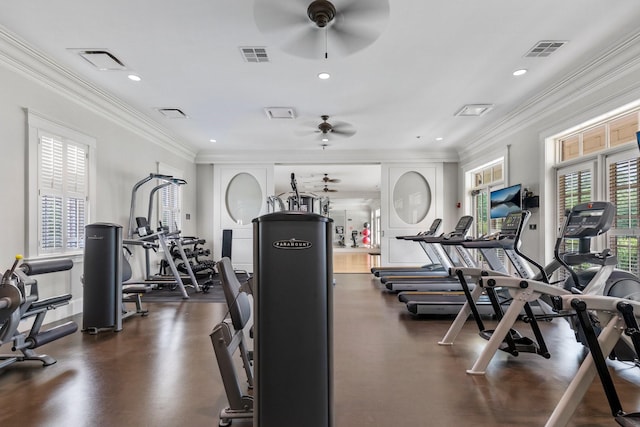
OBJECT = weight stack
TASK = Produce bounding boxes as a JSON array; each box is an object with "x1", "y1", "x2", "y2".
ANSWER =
[
  {"x1": 252, "y1": 211, "x2": 333, "y2": 427},
  {"x1": 82, "y1": 223, "x2": 123, "y2": 333}
]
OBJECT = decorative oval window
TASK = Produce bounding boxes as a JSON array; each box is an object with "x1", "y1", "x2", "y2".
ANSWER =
[
  {"x1": 226, "y1": 173, "x2": 262, "y2": 225},
  {"x1": 393, "y1": 172, "x2": 431, "y2": 224}
]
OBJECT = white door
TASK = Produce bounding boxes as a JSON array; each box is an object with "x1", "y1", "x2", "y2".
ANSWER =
[
  {"x1": 213, "y1": 165, "x2": 274, "y2": 272},
  {"x1": 380, "y1": 164, "x2": 444, "y2": 267}
]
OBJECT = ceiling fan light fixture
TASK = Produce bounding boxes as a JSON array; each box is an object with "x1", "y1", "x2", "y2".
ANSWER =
[{"x1": 307, "y1": 0, "x2": 336, "y2": 28}]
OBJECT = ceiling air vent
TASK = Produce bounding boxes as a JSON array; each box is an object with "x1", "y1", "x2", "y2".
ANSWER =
[
  {"x1": 70, "y1": 49, "x2": 128, "y2": 70},
  {"x1": 525, "y1": 40, "x2": 567, "y2": 58},
  {"x1": 264, "y1": 107, "x2": 296, "y2": 120},
  {"x1": 240, "y1": 46, "x2": 270, "y2": 63},
  {"x1": 157, "y1": 108, "x2": 188, "y2": 119},
  {"x1": 454, "y1": 104, "x2": 494, "y2": 117}
]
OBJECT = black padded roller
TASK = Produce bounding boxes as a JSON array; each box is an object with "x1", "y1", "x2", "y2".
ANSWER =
[
  {"x1": 26, "y1": 321, "x2": 78, "y2": 348},
  {"x1": 21, "y1": 259, "x2": 74, "y2": 276}
]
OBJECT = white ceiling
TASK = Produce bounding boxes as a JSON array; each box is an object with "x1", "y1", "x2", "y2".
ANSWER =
[{"x1": 2, "y1": 1, "x2": 640, "y2": 199}]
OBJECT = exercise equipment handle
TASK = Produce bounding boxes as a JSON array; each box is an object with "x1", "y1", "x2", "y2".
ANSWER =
[{"x1": 2, "y1": 254, "x2": 23, "y2": 284}]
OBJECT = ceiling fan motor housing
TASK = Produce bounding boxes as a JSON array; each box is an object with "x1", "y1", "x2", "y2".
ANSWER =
[
  {"x1": 307, "y1": 0, "x2": 336, "y2": 27},
  {"x1": 318, "y1": 122, "x2": 333, "y2": 133}
]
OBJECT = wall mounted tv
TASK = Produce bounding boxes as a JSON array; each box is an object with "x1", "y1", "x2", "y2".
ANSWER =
[
  {"x1": 490, "y1": 184, "x2": 522, "y2": 219},
  {"x1": 636, "y1": 131, "x2": 640, "y2": 152}
]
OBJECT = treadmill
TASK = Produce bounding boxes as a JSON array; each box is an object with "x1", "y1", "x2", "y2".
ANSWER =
[
  {"x1": 399, "y1": 210, "x2": 534, "y2": 316},
  {"x1": 382, "y1": 216, "x2": 475, "y2": 292},
  {"x1": 370, "y1": 218, "x2": 443, "y2": 277}
]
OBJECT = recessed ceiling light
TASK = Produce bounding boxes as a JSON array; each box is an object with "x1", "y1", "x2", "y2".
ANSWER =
[
  {"x1": 513, "y1": 69, "x2": 527, "y2": 76},
  {"x1": 318, "y1": 72, "x2": 331, "y2": 80},
  {"x1": 127, "y1": 74, "x2": 141, "y2": 82},
  {"x1": 209, "y1": 139, "x2": 217, "y2": 143},
  {"x1": 435, "y1": 137, "x2": 444, "y2": 141},
  {"x1": 322, "y1": 137, "x2": 329, "y2": 142}
]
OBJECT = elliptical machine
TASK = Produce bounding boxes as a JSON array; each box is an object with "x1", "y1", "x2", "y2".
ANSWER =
[{"x1": 461, "y1": 201, "x2": 640, "y2": 375}]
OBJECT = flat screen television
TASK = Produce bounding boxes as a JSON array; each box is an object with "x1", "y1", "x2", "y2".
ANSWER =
[
  {"x1": 490, "y1": 184, "x2": 522, "y2": 219},
  {"x1": 636, "y1": 131, "x2": 640, "y2": 152}
]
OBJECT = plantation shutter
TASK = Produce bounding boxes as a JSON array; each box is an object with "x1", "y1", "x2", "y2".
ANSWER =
[
  {"x1": 556, "y1": 167, "x2": 593, "y2": 269},
  {"x1": 160, "y1": 183, "x2": 181, "y2": 232},
  {"x1": 38, "y1": 134, "x2": 88, "y2": 254},
  {"x1": 66, "y1": 142, "x2": 87, "y2": 249},
  {"x1": 608, "y1": 157, "x2": 639, "y2": 275},
  {"x1": 39, "y1": 135, "x2": 64, "y2": 251}
]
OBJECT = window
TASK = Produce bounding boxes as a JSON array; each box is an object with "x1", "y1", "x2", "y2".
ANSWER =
[
  {"x1": 557, "y1": 111, "x2": 639, "y2": 162},
  {"x1": 607, "y1": 155, "x2": 640, "y2": 276},
  {"x1": 556, "y1": 165, "x2": 593, "y2": 257},
  {"x1": 469, "y1": 159, "x2": 504, "y2": 237},
  {"x1": 157, "y1": 163, "x2": 183, "y2": 232},
  {"x1": 28, "y1": 111, "x2": 96, "y2": 257},
  {"x1": 553, "y1": 105, "x2": 639, "y2": 276},
  {"x1": 468, "y1": 159, "x2": 505, "y2": 269}
]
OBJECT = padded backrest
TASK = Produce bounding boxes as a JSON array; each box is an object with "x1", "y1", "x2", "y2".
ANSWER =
[
  {"x1": 121, "y1": 253, "x2": 133, "y2": 283},
  {"x1": 217, "y1": 257, "x2": 251, "y2": 330},
  {"x1": 222, "y1": 229, "x2": 233, "y2": 260}
]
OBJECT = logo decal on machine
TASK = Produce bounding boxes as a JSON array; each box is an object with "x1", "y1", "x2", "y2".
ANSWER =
[{"x1": 273, "y1": 239, "x2": 312, "y2": 250}]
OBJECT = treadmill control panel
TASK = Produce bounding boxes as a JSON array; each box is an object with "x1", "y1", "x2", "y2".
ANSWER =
[
  {"x1": 500, "y1": 212, "x2": 523, "y2": 236},
  {"x1": 564, "y1": 202, "x2": 615, "y2": 239},
  {"x1": 428, "y1": 218, "x2": 443, "y2": 235},
  {"x1": 453, "y1": 215, "x2": 473, "y2": 235}
]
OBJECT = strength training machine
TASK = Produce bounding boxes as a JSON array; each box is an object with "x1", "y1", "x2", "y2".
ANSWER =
[{"x1": 0, "y1": 255, "x2": 77, "y2": 368}]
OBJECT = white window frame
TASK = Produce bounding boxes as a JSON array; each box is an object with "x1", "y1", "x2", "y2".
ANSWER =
[{"x1": 27, "y1": 110, "x2": 97, "y2": 258}]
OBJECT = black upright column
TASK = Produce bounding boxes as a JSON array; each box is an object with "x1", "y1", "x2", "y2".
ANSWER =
[
  {"x1": 253, "y1": 211, "x2": 333, "y2": 427},
  {"x1": 82, "y1": 223, "x2": 123, "y2": 333}
]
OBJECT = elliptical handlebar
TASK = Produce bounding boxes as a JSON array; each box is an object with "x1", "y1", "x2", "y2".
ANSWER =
[{"x1": 554, "y1": 201, "x2": 617, "y2": 289}]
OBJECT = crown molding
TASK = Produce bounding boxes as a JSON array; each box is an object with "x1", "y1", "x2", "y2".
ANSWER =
[
  {"x1": 458, "y1": 29, "x2": 640, "y2": 165},
  {"x1": 195, "y1": 148, "x2": 459, "y2": 164},
  {"x1": 0, "y1": 25, "x2": 196, "y2": 162}
]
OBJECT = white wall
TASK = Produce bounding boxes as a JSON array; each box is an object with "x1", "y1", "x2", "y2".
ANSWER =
[
  {"x1": 0, "y1": 58, "x2": 197, "y2": 322},
  {"x1": 457, "y1": 41, "x2": 640, "y2": 264}
]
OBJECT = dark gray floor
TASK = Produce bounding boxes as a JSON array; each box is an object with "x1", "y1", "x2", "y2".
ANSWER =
[{"x1": 1, "y1": 273, "x2": 639, "y2": 426}]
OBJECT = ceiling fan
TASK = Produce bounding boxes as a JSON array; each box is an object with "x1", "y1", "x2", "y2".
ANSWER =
[
  {"x1": 298, "y1": 115, "x2": 357, "y2": 140},
  {"x1": 322, "y1": 173, "x2": 341, "y2": 183},
  {"x1": 253, "y1": 0, "x2": 390, "y2": 59},
  {"x1": 322, "y1": 185, "x2": 338, "y2": 193}
]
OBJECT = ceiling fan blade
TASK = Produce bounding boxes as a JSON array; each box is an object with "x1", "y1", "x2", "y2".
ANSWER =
[
  {"x1": 280, "y1": 26, "x2": 325, "y2": 59},
  {"x1": 254, "y1": 0, "x2": 309, "y2": 34},
  {"x1": 328, "y1": 22, "x2": 381, "y2": 56},
  {"x1": 331, "y1": 129, "x2": 356, "y2": 138},
  {"x1": 337, "y1": 0, "x2": 390, "y2": 22},
  {"x1": 330, "y1": 122, "x2": 356, "y2": 137},
  {"x1": 295, "y1": 129, "x2": 322, "y2": 137},
  {"x1": 254, "y1": 0, "x2": 324, "y2": 58}
]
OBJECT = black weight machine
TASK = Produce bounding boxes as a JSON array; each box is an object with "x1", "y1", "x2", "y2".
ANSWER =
[{"x1": 0, "y1": 255, "x2": 77, "y2": 368}]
